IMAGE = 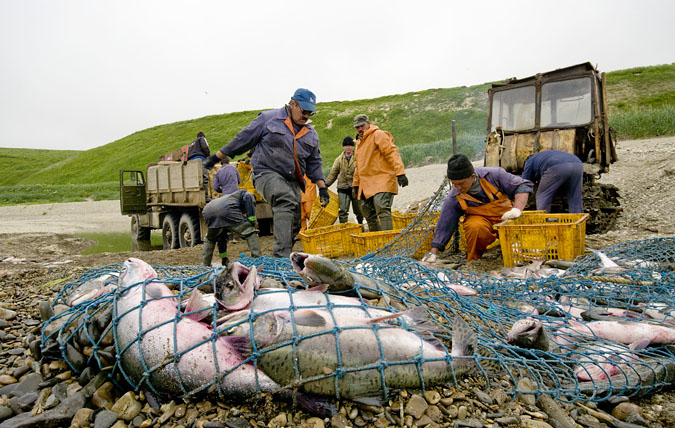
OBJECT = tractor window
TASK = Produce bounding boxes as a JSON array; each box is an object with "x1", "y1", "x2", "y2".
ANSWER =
[
  {"x1": 490, "y1": 85, "x2": 536, "y2": 132},
  {"x1": 541, "y1": 77, "x2": 592, "y2": 127}
]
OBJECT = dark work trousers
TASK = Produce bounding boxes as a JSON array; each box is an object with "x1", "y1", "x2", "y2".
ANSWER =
[
  {"x1": 536, "y1": 161, "x2": 584, "y2": 213},
  {"x1": 360, "y1": 192, "x2": 395, "y2": 231},
  {"x1": 253, "y1": 171, "x2": 302, "y2": 258}
]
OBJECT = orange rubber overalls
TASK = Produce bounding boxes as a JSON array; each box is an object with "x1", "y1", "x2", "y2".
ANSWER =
[
  {"x1": 456, "y1": 178, "x2": 513, "y2": 262},
  {"x1": 300, "y1": 176, "x2": 317, "y2": 232}
]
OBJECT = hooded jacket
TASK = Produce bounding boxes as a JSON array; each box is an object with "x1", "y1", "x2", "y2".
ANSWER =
[{"x1": 352, "y1": 125, "x2": 406, "y2": 199}]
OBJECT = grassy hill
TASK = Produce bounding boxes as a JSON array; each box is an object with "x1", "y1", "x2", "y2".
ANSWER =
[{"x1": 1, "y1": 62, "x2": 673, "y2": 205}]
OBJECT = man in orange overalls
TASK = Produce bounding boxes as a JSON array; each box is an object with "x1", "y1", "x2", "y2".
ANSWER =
[{"x1": 423, "y1": 154, "x2": 533, "y2": 263}]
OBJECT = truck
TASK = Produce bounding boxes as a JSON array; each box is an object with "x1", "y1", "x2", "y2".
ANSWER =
[
  {"x1": 119, "y1": 158, "x2": 273, "y2": 251},
  {"x1": 483, "y1": 62, "x2": 621, "y2": 233}
]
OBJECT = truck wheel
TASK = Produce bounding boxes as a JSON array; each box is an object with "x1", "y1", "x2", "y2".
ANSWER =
[
  {"x1": 162, "y1": 214, "x2": 180, "y2": 249},
  {"x1": 179, "y1": 213, "x2": 201, "y2": 248},
  {"x1": 131, "y1": 215, "x2": 152, "y2": 251}
]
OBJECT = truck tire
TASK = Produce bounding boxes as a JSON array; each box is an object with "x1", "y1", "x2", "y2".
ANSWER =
[
  {"x1": 131, "y1": 214, "x2": 152, "y2": 251},
  {"x1": 178, "y1": 212, "x2": 201, "y2": 248},
  {"x1": 162, "y1": 213, "x2": 180, "y2": 249}
]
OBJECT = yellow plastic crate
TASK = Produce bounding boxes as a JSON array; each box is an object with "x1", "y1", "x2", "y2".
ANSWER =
[
  {"x1": 493, "y1": 213, "x2": 589, "y2": 267},
  {"x1": 350, "y1": 229, "x2": 402, "y2": 258},
  {"x1": 410, "y1": 227, "x2": 435, "y2": 259},
  {"x1": 308, "y1": 189, "x2": 339, "y2": 228},
  {"x1": 298, "y1": 223, "x2": 362, "y2": 258},
  {"x1": 392, "y1": 211, "x2": 440, "y2": 230}
]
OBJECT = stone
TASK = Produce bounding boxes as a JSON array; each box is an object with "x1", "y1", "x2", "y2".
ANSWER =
[
  {"x1": 330, "y1": 414, "x2": 351, "y2": 428},
  {"x1": 405, "y1": 394, "x2": 428, "y2": 419},
  {"x1": 8, "y1": 373, "x2": 43, "y2": 397},
  {"x1": 268, "y1": 412, "x2": 287, "y2": 428},
  {"x1": 611, "y1": 402, "x2": 642, "y2": 421},
  {"x1": 0, "y1": 406, "x2": 12, "y2": 422},
  {"x1": 0, "y1": 376, "x2": 16, "y2": 386},
  {"x1": 457, "y1": 405, "x2": 468, "y2": 420},
  {"x1": 94, "y1": 409, "x2": 120, "y2": 428},
  {"x1": 111, "y1": 391, "x2": 142, "y2": 421},
  {"x1": 92, "y1": 382, "x2": 115, "y2": 409},
  {"x1": 425, "y1": 405, "x2": 443, "y2": 423},
  {"x1": 424, "y1": 390, "x2": 441, "y2": 405},
  {"x1": 71, "y1": 407, "x2": 95, "y2": 428},
  {"x1": 519, "y1": 418, "x2": 553, "y2": 428},
  {"x1": 300, "y1": 417, "x2": 325, "y2": 428},
  {"x1": 0, "y1": 391, "x2": 85, "y2": 428},
  {"x1": 472, "y1": 388, "x2": 494, "y2": 406},
  {"x1": 516, "y1": 378, "x2": 537, "y2": 406}
]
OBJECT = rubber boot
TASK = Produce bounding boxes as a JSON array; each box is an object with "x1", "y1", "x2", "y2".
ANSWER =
[
  {"x1": 246, "y1": 234, "x2": 262, "y2": 258},
  {"x1": 202, "y1": 239, "x2": 216, "y2": 266}
]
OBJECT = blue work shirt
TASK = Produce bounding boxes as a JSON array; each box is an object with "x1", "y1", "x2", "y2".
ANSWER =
[
  {"x1": 430, "y1": 167, "x2": 533, "y2": 251},
  {"x1": 213, "y1": 163, "x2": 241, "y2": 195},
  {"x1": 218, "y1": 106, "x2": 325, "y2": 185},
  {"x1": 522, "y1": 150, "x2": 582, "y2": 184}
]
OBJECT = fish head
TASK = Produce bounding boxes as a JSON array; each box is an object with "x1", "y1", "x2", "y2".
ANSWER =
[
  {"x1": 119, "y1": 258, "x2": 157, "y2": 288},
  {"x1": 217, "y1": 262, "x2": 259, "y2": 310},
  {"x1": 507, "y1": 318, "x2": 549, "y2": 351},
  {"x1": 291, "y1": 252, "x2": 348, "y2": 287}
]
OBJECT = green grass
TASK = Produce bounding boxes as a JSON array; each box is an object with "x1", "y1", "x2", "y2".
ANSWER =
[
  {"x1": 1, "y1": 62, "x2": 674, "y2": 206},
  {"x1": 77, "y1": 231, "x2": 164, "y2": 254},
  {"x1": 610, "y1": 104, "x2": 675, "y2": 140},
  {"x1": 0, "y1": 182, "x2": 119, "y2": 206}
]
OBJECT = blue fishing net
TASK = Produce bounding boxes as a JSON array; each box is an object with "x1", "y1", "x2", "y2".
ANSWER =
[{"x1": 40, "y1": 237, "x2": 675, "y2": 404}]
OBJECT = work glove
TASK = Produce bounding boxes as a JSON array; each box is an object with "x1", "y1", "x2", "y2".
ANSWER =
[
  {"x1": 319, "y1": 188, "x2": 330, "y2": 207},
  {"x1": 352, "y1": 186, "x2": 359, "y2": 200},
  {"x1": 501, "y1": 207, "x2": 522, "y2": 221},
  {"x1": 397, "y1": 175, "x2": 409, "y2": 187},
  {"x1": 421, "y1": 252, "x2": 437, "y2": 264},
  {"x1": 247, "y1": 215, "x2": 257, "y2": 225},
  {"x1": 203, "y1": 154, "x2": 220, "y2": 170}
]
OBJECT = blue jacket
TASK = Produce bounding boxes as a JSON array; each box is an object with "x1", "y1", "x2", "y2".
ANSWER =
[
  {"x1": 218, "y1": 107, "x2": 324, "y2": 184},
  {"x1": 522, "y1": 150, "x2": 581, "y2": 184},
  {"x1": 431, "y1": 167, "x2": 533, "y2": 251}
]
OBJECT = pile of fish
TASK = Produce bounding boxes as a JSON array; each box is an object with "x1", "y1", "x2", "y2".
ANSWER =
[{"x1": 38, "y1": 237, "x2": 675, "y2": 411}]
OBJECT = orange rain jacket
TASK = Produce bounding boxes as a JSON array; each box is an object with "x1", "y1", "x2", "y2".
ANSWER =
[{"x1": 352, "y1": 125, "x2": 406, "y2": 200}]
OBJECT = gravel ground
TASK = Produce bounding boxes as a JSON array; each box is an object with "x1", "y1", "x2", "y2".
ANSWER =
[{"x1": 0, "y1": 136, "x2": 674, "y2": 427}]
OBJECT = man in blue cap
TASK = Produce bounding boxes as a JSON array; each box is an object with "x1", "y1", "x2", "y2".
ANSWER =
[{"x1": 203, "y1": 89, "x2": 329, "y2": 258}]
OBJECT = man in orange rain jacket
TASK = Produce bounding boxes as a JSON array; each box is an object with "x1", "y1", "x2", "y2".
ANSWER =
[
  {"x1": 351, "y1": 114, "x2": 408, "y2": 231},
  {"x1": 423, "y1": 154, "x2": 533, "y2": 263}
]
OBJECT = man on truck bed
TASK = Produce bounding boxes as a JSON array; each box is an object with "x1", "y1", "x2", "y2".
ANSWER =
[
  {"x1": 203, "y1": 88, "x2": 329, "y2": 258},
  {"x1": 188, "y1": 131, "x2": 211, "y2": 201},
  {"x1": 201, "y1": 189, "x2": 261, "y2": 266},
  {"x1": 423, "y1": 154, "x2": 533, "y2": 263}
]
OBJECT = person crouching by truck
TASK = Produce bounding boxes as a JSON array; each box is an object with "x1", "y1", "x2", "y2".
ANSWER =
[
  {"x1": 521, "y1": 150, "x2": 584, "y2": 214},
  {"x1": 201, "y1": 189, "x2": 261, "y2": 266},
  {"x1": 422, "y1": 154, "x2": 533, "y2": 263}
]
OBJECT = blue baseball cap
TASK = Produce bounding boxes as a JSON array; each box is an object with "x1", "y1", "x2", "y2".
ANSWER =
[{"x1": 292, "y1": 88, "x2": 316, "y2": 112}]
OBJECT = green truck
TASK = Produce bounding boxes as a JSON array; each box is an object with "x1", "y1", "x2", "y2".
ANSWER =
[{"x1": 120, "y1": 160, "x2": 272, "y2": 251}]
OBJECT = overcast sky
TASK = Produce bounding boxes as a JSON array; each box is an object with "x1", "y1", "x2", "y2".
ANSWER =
[{"x1": 2, "y1": 0, "x2": 673, "y2": 151}]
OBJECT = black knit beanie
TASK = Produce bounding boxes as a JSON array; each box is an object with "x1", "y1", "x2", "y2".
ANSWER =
[
  {"x1": 446, "y1": 154, "x2": 475, "y2": 180},
  {"x1": 342, "y1": 136, "x2": 355, "y2": 146}
]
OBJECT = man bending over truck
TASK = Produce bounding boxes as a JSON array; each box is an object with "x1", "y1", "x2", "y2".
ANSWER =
[{"x1": 201, "y1": 189, "x2": 261, "y2": 266}]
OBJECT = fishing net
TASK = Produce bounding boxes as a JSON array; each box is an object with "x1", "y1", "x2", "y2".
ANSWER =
[{"x1": 41, "y1": 237, "x2": 675, "y2": 404}]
